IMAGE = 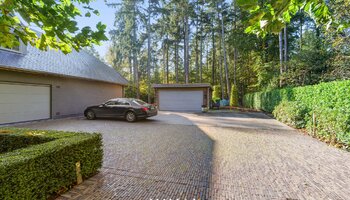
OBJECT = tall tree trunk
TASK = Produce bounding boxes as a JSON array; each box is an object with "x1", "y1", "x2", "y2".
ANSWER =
[
  {"x1": 132, "y1": 49, "x2": 139, "y2": 98},
  {"x1": 147, "y1": 1, "x2": 151, "y2": 103},
  {"x1": 166, "y1": 38, "x2": 169, "y2": 84},
  {"x1": 217, "y1": 7, "x2": 224, "y2": 99},
  {"x1": 221, "y1": 8, "x2": 230, "y2": 99},
  {"x1": 132, "y1": 5, "x2": 139, "y2": 98},
  {"x1": 175, "y1": 41, "x2": 179, "y2": 83},
  {"x1": 206, "y1": 37, "x2": 210, "y2": 72},
  {"x1": 234, "y1": 48, "x2": 237, "y2": 86},
  {"x1": 162, "y1": 41, "x2": 166, "y2": 83},
  {"x1": 284, "y1": 26, "x2": 288, "y2": 72},
  {"x1": 219, "y1": 43, "x2": 224, "y2": 99},
  {"x1": 211, "y1": 17, "x2": 216, "y2": 85},
  {"x1": 195, "y1": 2, "x2": 200, "y2": 82},
  {"x1": 195, "y1": 30, "x2": 199, "y2": 82},
  {"x1": 199, "y1": 3, "x2": 203, "y2": 83},
  {"x1": 184, "y1": 15, "x2": 189, "y2": 84},
  {"x1": 233, "y1": 1, "x2": 237, "y2": 86},
  {"x1": 279, "y1": 31, "x2": 283, "y2": 88},
  {"x1": 299, "y1": 11, "x2": 303, "y2": 50},
  {"x1": 128, "y1": 51, "x2": 133, "y2": 81},
  {"x1": 199, "y1": 26, "x2": 203, "y2": 83}
]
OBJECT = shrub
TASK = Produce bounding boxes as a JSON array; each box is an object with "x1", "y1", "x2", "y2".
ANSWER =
[
  {"x1": 229, "y1": 85, "x2": 239, "y2": 107},
  {"x1": 212, "y1": 85, "x2": 221, "y2": 102},
  {"x1": 243, "y1": 80, "x2": 350, "y2": 150},
  {"x1": 307, "y1": 107, "x2": 350, "y2": 147},
  {"x1": 0, "y1": 131, "x2": 53, "y2": 153},
  {"x1": 0, "y1": 128, "x2": 103, "y2": 199},
  {"x1": 273, "y1": 101, "x2": 309, "y2": 128}
]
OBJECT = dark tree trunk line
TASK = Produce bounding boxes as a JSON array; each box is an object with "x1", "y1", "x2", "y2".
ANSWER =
[
  {"x1": 284, "y1": 26, "x2": 288, "y2": 72},
  {"x1": 175, "y1": 41, "x2": 179, "y2": 83},
  {"x1": 147, "y1": 1, "x2": 151, "y2": 103},
  {"x1": 279, "y1": 30, "x2": 283, "y2": 87},
  {"x1": 211, "y1": 17, "x2": 216, "y2": 85}
]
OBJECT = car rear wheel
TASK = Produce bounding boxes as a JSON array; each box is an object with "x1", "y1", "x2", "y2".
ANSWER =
[
  {"x1": 125, "y1": 111, "x2": 137, "y2": 122},
  {"x1": 86, "y1": 110, "x2": 96, "y2": 120}
]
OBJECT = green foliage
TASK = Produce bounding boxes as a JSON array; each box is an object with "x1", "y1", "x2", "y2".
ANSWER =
[
  {"x1": 105, "y1": 0, "x2": 350, "y2": 106},
  {"x1": 229, "y1": 84, "x2": 239, "y2": 106},
  {"x1": 308, "y1": 107, "x2": 350, "y2": 147},
  {"x1": 284, "y1": 30, "x2": 332, "y2": 86},
  {"x1": 237, "y1": 0, "x2": 342, "y2": 37},
  {"x1": 212, "y1": 85, "x2": 222, "y2": 102},
  {"x1": 244, "y1": 80, "x2": 350, "y2": 149},
  {"x1": 273, "y1": 101, "x2": 309, "y2": 128},
  {"x1": 0, "y1": 128, "x2": 103, "y2": 199},
  {"x1": 0, "y1": 0, "x2": 107, "y2": 54},
  {"x1": 0, "y1": 133, "x2": 52, "y2": 153}
]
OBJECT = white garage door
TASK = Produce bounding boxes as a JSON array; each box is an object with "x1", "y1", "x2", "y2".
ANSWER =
[
  {"x1": 159, "y1": 90, "x2": 203, "y2": 111},
  {"x1": 0, "y1": 83, "x2": 50, "y2": 124}
]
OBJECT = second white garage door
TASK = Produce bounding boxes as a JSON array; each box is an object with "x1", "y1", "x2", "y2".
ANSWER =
[
  {"x1": 158, "y1": 90, "x2": 203, "y2": 111},
  {"x1": 0, "y1": 83, "x2": 51, "y2": 124}
]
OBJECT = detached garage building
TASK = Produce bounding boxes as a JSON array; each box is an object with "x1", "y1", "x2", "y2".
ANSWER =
[
  {"x1": 153, "y1": 84, "x2": 211, "y2": 112},
  {"x1": 0, "y1": 44, "x2": 128, "y2": 125}
]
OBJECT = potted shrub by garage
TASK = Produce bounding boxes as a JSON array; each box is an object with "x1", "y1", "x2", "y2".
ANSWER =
[{"x1": 201, "y1": 105, "x2": 208, "y2": 113}]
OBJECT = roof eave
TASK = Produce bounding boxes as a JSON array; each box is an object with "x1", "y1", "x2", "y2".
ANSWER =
[{"x1": 0, "y1": 65, "x2": 128, "y2": 86}]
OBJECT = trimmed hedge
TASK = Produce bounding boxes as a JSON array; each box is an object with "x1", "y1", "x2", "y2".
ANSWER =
[
  {"x1": 0, "y1": 128, "x2": 103, "y2": 199},
  {"x1": 243, "y1": 80, "x2": 350, "y2": 149},
  {"x1": 0, "y1": 131, "x2": 53, "y2": 153},
  {"x1": 272, "y1": 101, "x2": 309, "y2": 129}
]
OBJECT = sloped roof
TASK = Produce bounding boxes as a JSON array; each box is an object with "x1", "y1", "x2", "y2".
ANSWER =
[
  {"x1": 152, "y1": 83, "x2": 211, "y2": 88},
  {"x1": 0, "y1": 45, "x2": 128, "y2": 85}
]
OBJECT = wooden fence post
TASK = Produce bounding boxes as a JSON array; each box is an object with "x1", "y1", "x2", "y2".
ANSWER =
[
  {"x1": 312, "y1": 112, "x2": 316, "y2": 137},
  {"x1": 76, "y1": 161, "x2": 83, "y2": 185}
]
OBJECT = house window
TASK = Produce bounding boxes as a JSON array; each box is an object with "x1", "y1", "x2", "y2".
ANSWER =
[
  {"x1": 1, "y1": 44, "x2": 20, "y2": 52},
  {"x1": 0, "y1": 37, "x2": 21, "y2": 52}
]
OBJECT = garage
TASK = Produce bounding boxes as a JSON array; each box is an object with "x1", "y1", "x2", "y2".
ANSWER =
[
  {"x1": 153, "y1": 84, "x2": 211, "y2": 112},
  {"x1": 0, "y1": 42, "x2": 128, "y2": 125},
  {"x1": 0, "y1": 83, "x2": 50, "y2": 124}
]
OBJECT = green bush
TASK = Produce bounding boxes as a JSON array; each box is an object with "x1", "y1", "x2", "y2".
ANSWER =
[
  {"x1": 0, "y1": 128, "x2": 103, "y2": 199},
  {"x1": 212, "y1": 85, "x2": 221, "y2": 102},
  {"x1": 0, "y1": 130, "x2": 53, "y2": 153},
  {"x1": 229, "y1": 85, "x2": 239, "y2": 107},
  {"x1": 273, "y1": 101, "x2": 309, "y2": 128},
  {"x1": 243, "y1": 80, "x2": 350, "y2": 149},
  {"x1": 307, "y1": 107, "x2": 350, "y2": 147}
]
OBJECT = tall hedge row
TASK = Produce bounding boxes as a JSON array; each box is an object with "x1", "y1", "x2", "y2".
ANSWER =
[
  {"x1": 0, "y1": 128, "x2": 103, "y2": 199},
  {"x1": 243, "y1": 80, "x2": 350, "y2": 149}
]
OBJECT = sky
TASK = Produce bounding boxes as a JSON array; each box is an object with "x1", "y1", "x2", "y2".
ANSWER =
[{"x1": 76, "y1": 0, "x2": 119, "y2": 57}]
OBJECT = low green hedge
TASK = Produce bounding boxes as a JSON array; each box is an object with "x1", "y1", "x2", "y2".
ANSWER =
[
  {"x1": 243, "y1": 80, "x2": 350, "y2": 149},
  {"x1": 272, "y1": 101, "x2": 309, "y2": 129},
  {"x1": 0, "y1": 128, "x2": 103, "y2": 199},
  {"x1": 0, "y1": 131, "x2": 54, "y2": 153}
]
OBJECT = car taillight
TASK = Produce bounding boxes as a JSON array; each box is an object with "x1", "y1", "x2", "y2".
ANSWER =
[{"x1": 142, "y1": 107, "x2": 149, "y2": 112}]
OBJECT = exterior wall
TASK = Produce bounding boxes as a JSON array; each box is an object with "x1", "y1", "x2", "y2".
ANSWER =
[
  {"x1": 154, "y1": 87, "x2": 210, "y2": 108},
  {"x1": 0, "y1": 69, "x2": 123, "y2": 119}
]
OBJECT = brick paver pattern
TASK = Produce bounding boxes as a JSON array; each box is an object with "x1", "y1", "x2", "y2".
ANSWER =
[{"x1": 19, "y1": 112, "x2": 350, "y2": 200}]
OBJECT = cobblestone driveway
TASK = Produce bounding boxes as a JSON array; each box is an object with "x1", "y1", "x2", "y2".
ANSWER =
[{"x1": 17, "y1": 111, "x2": 350, "y2": 200}]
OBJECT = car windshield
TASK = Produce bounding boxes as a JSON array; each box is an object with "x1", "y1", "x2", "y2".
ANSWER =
[{"x1": 133, "y1": 99, "x2": 148, "y2": 106}]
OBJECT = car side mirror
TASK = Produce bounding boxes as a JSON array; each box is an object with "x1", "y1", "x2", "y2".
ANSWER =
[{"x1": 99, "y1": 103, "x2": 106, "y2": 107}]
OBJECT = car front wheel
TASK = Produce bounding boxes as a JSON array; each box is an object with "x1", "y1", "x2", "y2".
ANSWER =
[
  {"x1": 86, "y1": 110, "x2": 96, "y2": 120},
  {"x1": 125, "y1": 111, "x2": 137, "y2": 122}
]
